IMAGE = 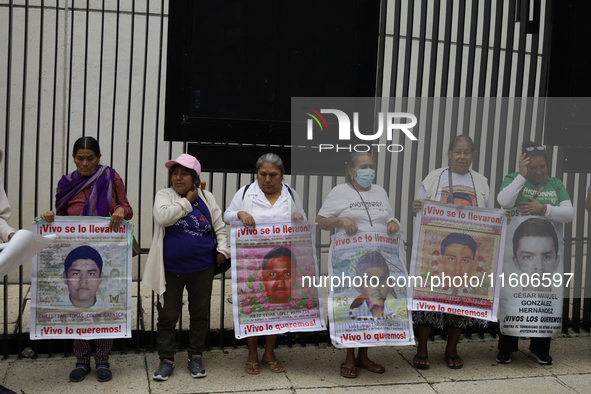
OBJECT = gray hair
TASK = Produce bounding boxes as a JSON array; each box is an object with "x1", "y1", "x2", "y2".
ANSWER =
[
  {"x1": 255, "y1": 153, "x2": 285, "y2": 174},
  {"x1": 448, "y1": 135, "x2": 475, "y2": 153}
]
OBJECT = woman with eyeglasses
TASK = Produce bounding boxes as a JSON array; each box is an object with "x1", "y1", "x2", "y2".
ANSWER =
[{"x1": 496, "y1": 141, "x2": 573, "y2": 365}]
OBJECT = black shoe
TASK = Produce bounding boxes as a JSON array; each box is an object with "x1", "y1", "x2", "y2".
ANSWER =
[
  {"x1": 529, "y1": 350, "x2": 552, "y2": 365},
  {"x1": 96, "y1": 364, "x2": 113, "y2": 382},
  {"x1": 495, "y1": 352, "x2": 512, "y2": 364},
  {"x1": 69, "y1": 364, "x2": 91, "y2": 382}
]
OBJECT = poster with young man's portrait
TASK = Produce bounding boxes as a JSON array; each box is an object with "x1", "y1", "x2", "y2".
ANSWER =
[
  {"x1": 328, "y1": 231, "x2": 414, "y2": 348},
  {"x1": 499, "y1": 209, "x2": 565, "y2": 337},
  {"x1": 409, "y1": 201, "x2": 506, "y2": 321},
  {"x1": 30, "y1": 217, "x2": 132, "y2": 340},
  {"x1": 230, "y1": 220, "x2": 325, "y2": 339}
]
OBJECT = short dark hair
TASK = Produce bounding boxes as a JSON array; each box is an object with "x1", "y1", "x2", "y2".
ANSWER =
[
  {"x1": 345, "y1": 152, "x2": 373, "y2": 183},
  {"x1": 448, "y1": 135, "x2": 475, "y2": 153},
  {"x1": 72, "y1": 136, "x2": 101, "y2": 157},
  {"x1": 441, "y1": 233, "x2": 477, "y2": 259},
  {"x1": 262, "y1": 246, "x2": 297, "y2": 270},
  {"x1": 512, "y1": 217, "x2": 558, "y2": 256},
  {"x1": 64, "y1": 245, "x2": 103, "y2": 274},
  {"x1": 522, "y1": 141, "x2": 548, "y2": 164},
  {"x1": 355, "y1": 251, "x2": 389, "y2": 278}
]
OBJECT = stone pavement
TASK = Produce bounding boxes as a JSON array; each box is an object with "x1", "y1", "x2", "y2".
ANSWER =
[{"x1": 0, "y1": 332, "x2": 590, "y2": 393}]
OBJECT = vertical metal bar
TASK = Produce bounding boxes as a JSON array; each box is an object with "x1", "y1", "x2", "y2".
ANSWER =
[
  {"x1": 81, "y1": 0, "x2": 89, "y2": 135},
  {"x1": 401, "y1": 0, "x2": 414, "y2": 97},
  {"x1": 16, "y1": 0, "x2": 30, "y2": 358},
  {"x1": 219, "y1": 173, "x2": 228, "y2": 350},
  {"x1": 374, "y1": 0, "x2": 388, "y2": 98},
  {"x1": 477, "y1": 0, "x2": 492, "y2": 98},
  {"x1": 583, "y1": 216, "x2": 591, "y2": 332},
  {"x1": 96, "y1": 0, "x2": 106, "y2": 139},
  {"x1": 415, "y1": 0, "x2": 428, "y2": 97},
  {"x1": 435, "y1": 0, "x2": 454, "y2": 167},
  {"x1": 49, "y1": 0, "x2": 60, "y2": 210},
  {"x1": 494, "y1": 1, "x2": 517, "y2": 195},
  {"x1": 3, "y1": 277, "x2": 7, "y2": 359},
  {"x1": 149, "y1": 0, "x2": 167, "y2": 352},
  {"x1": 473, "y1": 0, "x2": 492, "y2": 174},
  {"x1": 3, "y1": 0, "x2": 13, "y2": 184},
  {"x1": 391, "y1": 0, "x2": 406, "y2": 221},
  {"x1": 124, "y1": 0, "x2": 136, "y2": 185},
  {"x1": 506, "y1": 0, "x2": 530, "y2": 179},
  {"x1": 66, "y1": 0, "x2": 75, "y2": 165},
  {"x1": 561, "y1": 172, "x2": 574, "y2": 333},
  {"x1": 388, "y1": 0, "x2": 402, "y2": 98},
  {"x1": 571, "y1": 180, "x2": 585, "y2": 333},
  {"x1": 452, "y1": 0, "x2": 465, "y2": 98},
  {"x1": 35, "y1": 0, "x2": 45, "y2": 217},
  {"x1": 427, "y1": 0, "x2": 440, "y2": 98},
  {"x1": 135, "y1": 0, "x2": 151, "y2": 353},
  {"x1": 110, "y1": 0, "x2": 121, "y2": 167},
  {"x1": 521, "y1": 1, "x2": 540, "y2": 143},
  {"x1": 464, "y1": 0, "x2": 478, "y2": 97},
  {"x1": 483, "y1": 0, "x2": 505, "y2": 184}
]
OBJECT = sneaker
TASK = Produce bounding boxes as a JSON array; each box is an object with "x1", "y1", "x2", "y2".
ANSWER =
[
  {"x1": 153, "y1": 359, "x2": 175, "y2": 381},
  {"x1": 96, "y1": 364, "x2": 112, "y2": 382},
  {"x1": 69, "y1": 364, "x2": 90, "y2": 382},
  {"x1": 495, "y1": 352, "x2": 512, "y2": 364},
  {"x1": 188, "y1": 355, "x2": 206, "y2": 378},
  {"x1": 529, "y1": 350, "x2": 553, "y2": 365}
]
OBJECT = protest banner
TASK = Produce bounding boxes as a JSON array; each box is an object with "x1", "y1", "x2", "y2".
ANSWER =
[
  {"x1": 409, "y1": 201, "x2": 506, "y2": 321},
  {"x1": 231, "y1": 220, "x2": 325, "y2": 339},
  {"x1": 328, "y1": 231, "x2": 414, "y2": 348},
  {"x1": 499, "y1": 209, "x2": 565, "y2": 337},
  {"x1": 30, "y1": 217, "x2": 132, "y2": 340}
]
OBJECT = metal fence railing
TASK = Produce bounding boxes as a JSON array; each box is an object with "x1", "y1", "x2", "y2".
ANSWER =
[{"x1": 1, "y1": 0, "x2": 589, "y2": 358}]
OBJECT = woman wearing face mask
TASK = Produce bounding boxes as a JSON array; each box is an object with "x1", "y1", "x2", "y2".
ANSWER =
[
  {"x1": 316, "y1": 152, "x2": 400, "y2": 378},
  {"x1": 410, "y1": 135, "x2": 491, "y2": 370},
  {"x1": 495, "y1": 141, "x2": 573, "y2": 365}
]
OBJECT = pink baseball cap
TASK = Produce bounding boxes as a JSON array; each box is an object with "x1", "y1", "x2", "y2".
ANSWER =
[{"x1": 165, "y1": 153, "x2": 201, "y2": 175}]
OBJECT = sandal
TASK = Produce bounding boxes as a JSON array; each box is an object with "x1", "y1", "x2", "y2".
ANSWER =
[
  {"x1": 412, "y1": 354, "x2": 430, "y2": 370},
  {"x1": 445, "y1": 355, "x2": 463, "y2": 369},
  {"x1": 244, "y1": 361, "x2": 260, "y2": 375},
  {"x1": 340, "y1": 363, "x2": 357, "y2": 378},
  {"x1": 355, "y1": 360, "x2": 385, "y2": 374},
  {"x1": 262, "y1": 359, "x2": 285, "y2": 373}
]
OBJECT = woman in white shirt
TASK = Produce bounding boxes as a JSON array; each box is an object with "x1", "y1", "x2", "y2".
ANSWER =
[
  {"x1": 411, "y1": 135, "x2": 490, "y2": 370},
  {"x1": 316, "y1": 152, "x2": 400, "y2": 378},
  {"x1": 224, "y1": 153, "x2": 306, "y2": 375}
]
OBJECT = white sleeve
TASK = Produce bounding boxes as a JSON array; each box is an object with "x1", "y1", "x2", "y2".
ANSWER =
[
  {"x1": 223, "y1": 185, "x2": 247, "y2": 224},
  {"x1": 291, "y1": 189, "x2": 308, "y2": 221},
  {"x1": 496, "y1": 175, "x2": 526, "y2": 208},
  {"x1": 152, "y1": 189, "x2": 192, "y2": 227},
  {"x1": 545, "y1": 200, "x2": 574, "y2": 223},
  {"x1": 415, "y1": 185, "x2": 426, "y2": 200},
  {"x1": 317, "y1": 187, "x2": 343, "y2": 219}
]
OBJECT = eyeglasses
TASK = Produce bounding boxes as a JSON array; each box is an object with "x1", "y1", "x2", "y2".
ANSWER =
[{"x1": 524, "y1": 146, "x2": 545, "y2": 152}]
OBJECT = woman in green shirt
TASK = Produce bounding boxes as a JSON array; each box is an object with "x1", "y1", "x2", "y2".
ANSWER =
[{"x1": 496, "y1": 141, "x2": 573, "y2": 365}]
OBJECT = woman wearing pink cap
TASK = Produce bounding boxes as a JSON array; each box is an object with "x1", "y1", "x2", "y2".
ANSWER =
[{"x1": 143, "y1": 153, "x2": 230, "y2": 381}]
